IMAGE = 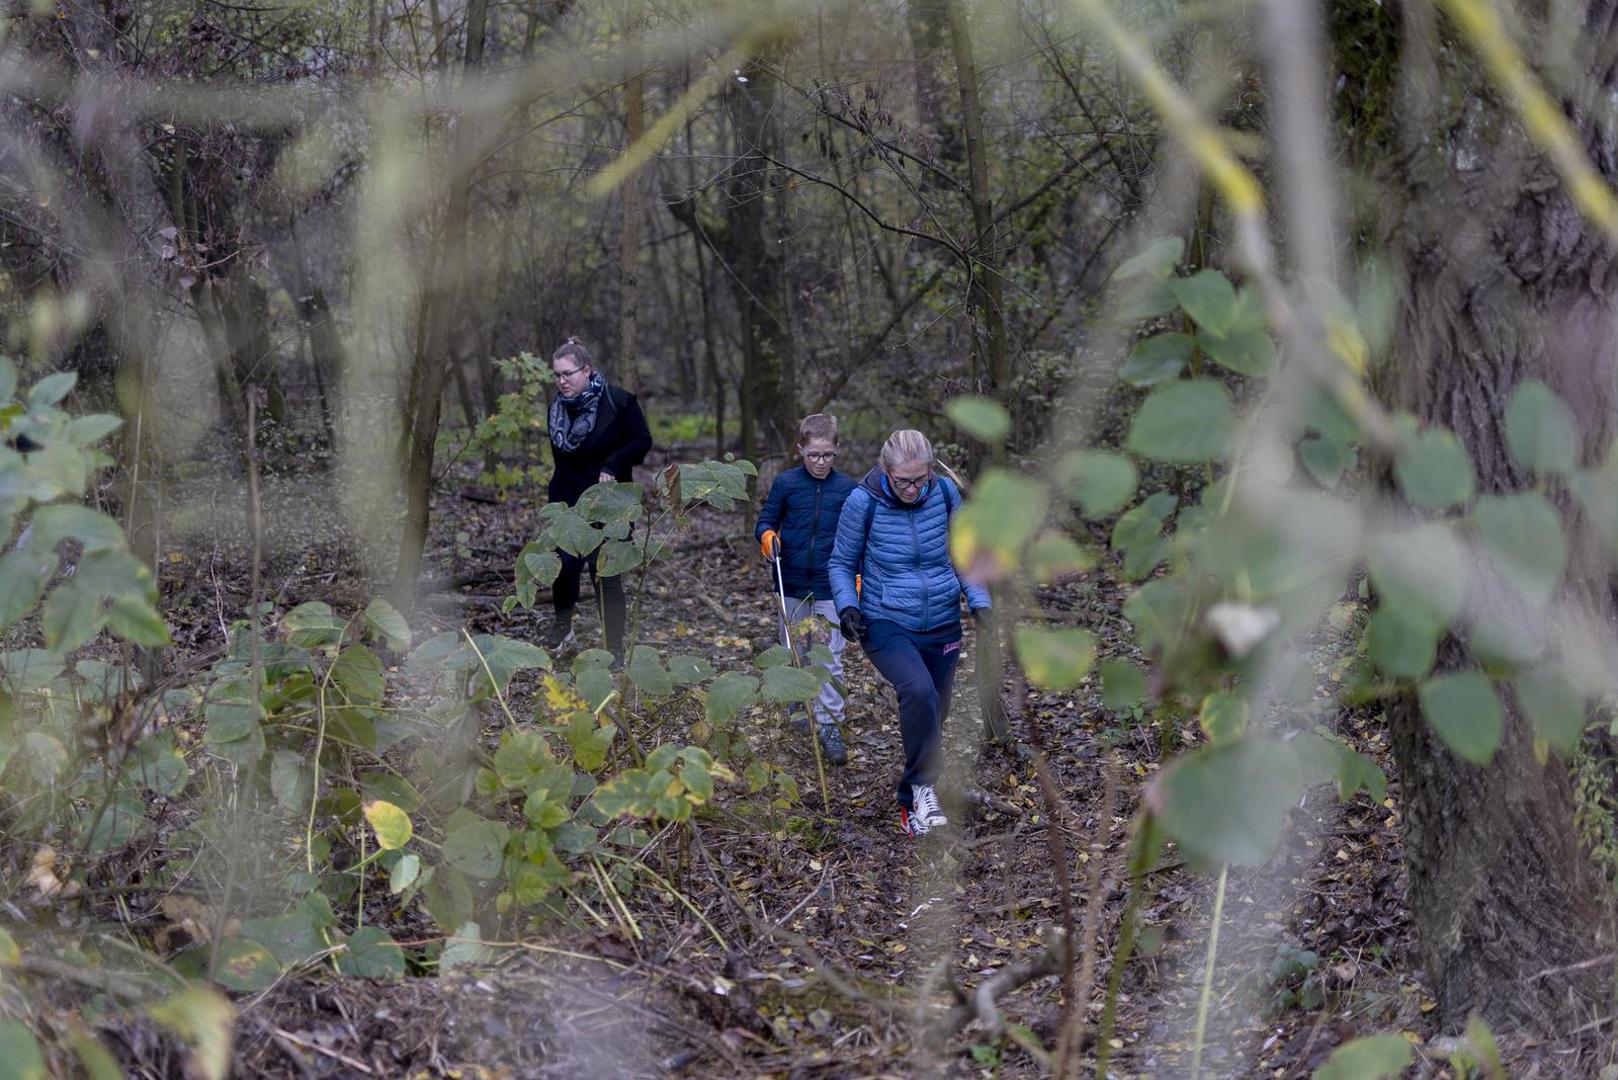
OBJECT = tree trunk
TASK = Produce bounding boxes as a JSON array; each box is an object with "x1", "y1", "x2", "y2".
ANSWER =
[
  {"x1": 1371, "y1": 0, "x2": 1618, "y2": 1032},
  {"x1": 619, "y1": 16, "x2": 646, "y2": 392}
]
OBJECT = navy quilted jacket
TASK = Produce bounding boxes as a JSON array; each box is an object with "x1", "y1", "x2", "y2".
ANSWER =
[
  {"x1": 828, "y1": 469, "x2": 991, "y2": 632},
  {"x1": 755, "y1": 465, "x2": 856, "y2": 600}
]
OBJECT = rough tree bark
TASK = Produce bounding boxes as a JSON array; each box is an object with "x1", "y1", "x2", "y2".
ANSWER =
[{"x1": 1358, "y1": 0, "x2": 1618, "y2": 1032}]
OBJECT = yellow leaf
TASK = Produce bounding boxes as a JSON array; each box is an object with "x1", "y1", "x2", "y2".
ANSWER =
[{"x1": 362, "y1": 800, "x2": 412, "y2": 851}]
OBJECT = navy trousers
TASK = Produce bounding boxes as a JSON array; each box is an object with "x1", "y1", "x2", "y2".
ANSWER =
[{"x1": 862, "y1": 618, "x2": 962, "y2": 809}]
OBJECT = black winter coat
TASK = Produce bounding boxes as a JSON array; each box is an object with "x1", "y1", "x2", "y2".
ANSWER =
[
  {"x1": 755, "y1": 465, "x2": 857, "y2": 600},
  {"x1": 547, "y1": 384, "x2": 653, "y2": 507}
]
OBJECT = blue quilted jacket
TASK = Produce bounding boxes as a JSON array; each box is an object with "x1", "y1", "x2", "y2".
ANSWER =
[
  {"x1": 828, "y1": 469, "x2": 991, "y2": 632},
  {"x1": 755, "y1": 465, "x2": 857, "y2": 600}
]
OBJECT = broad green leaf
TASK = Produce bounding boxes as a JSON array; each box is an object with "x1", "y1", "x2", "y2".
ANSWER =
[
  {"x1": 1299, "y1": 434, "x2": 1355, "y2": 487},
  {"x1": 238, "y1": 894, "x2": 335, "y2": 968},
  {"x1": 946, "y1": 395, "x2": 1011, "y2": 442},
  {"x1": 146, "y1": 987, "x2": 234, "y2": 1080},
  {"x1": 1505, "y1": 380, "x2": 1577, "y2": 474},
  {"x1": 67, "y1": 1030, "x2": 123, "y2": 1080},
  {"x1": 1198, "y1": 692, "x2": 1248, "y2": 744},
  {"x1": 705, "y1": 671, "x2": 759, "y2": 724},
  {"x1": 390, "y1": 853, "x2": 421, "y2": 894},
  {"x1": 440, "y1": 921, "x2": 492, "y2": 973},
  {"x1": 1122, "y1": 579, "x2": 1186, "y2": 650},
  {"x1": 442, "y1": 809, "x2": 509, "y2": 879},
  {"x1": 761, "y1": 663, "x2": 824, "y2": 704},
  {"x1": 270, "y1": 751, "x2": 310, "y2": 812},
  {"x1": 363, "y1": 800, "x2": 413, "y2": 850},
  {"x1": 1170, "y1": 269, "x2": 1239, "y2": 334},
  {"x1": 42, "y1": 582, "x2": 102, "y2": 654},
  {"x1": 1119, "y1": 332, "x2": 1192, "y2": 386},
  {"x1": 666, "y1": 654, "x2": 714, "y2": 685},
  {"x1": 331, "y1": 645, "x2": 385, "y2": 705},
  {"x1": 284, "y1": 601, "x2": 346, "y2": 648},
  {"x1": 338, "y1": 926, "x2": 405, "y2": 979},
  {"x1": 27, "y1": 371, "x2": 77, "y2": 407},
  {"x1": 576, "y1": 481, "x2": 644, "y2": 525},
  {"x1": 519, "y1": 546, "x2": 561, "y2": 591},
  {"x1": 29, "y1": 504, "x2": 126, "y2": 552},
  {"x1": 1394, "y1": 427, "x2": 1475, "y2": 509},
  {"x1": 625, "y1": 647, "x2": 673, "y2": 698},
  {"x1": 1117, "y1": 235, "x2": 1183, "y2": 279},
  {"x1": 1111, "y1": 491, "x2": 1175, "y2": 581},
  {"x1": 0, "y1": 1020, "x2": 45, "y2": 1080},
  {"x1": 1475, "y1": 492, "x2": 1566, "y2": 607},
  {"x1": 1117, "y1": 278, "x2": 1179, "y2": 320},
  {"x1": 423, "y1": 868, "x2": 474, "y2": 933},
  {"x1": 362, "y1": 598, "x2": 411, "y2": 651},
  {"x1": 754, "y1": 645, "x2": 794, "y2": 669},
  {"x1": 0, "y1": 355, "x2": 14, "y2": 400},
  {"x1": 1366, "y1": 605, "x2": 1439, "y2": 680},
  {"x1": 1198, "y1": 327, "x2": 1277, "y2": 377},
  {"x1": 1100, "y1": 660, "x2": 1145, "y2": 710},
  {"x1": 1313, "y1": 1033, "x2": 1412, "y2": 1080},
  {"x1": 1054, "y1": 450, "x2": 1138, "y2": 520},
  {"x1": 1366, "y1": 524, "x2": 1468, "y2": 628},
  {"x1": 204, "y1": 681, "x2": 260, "y2": 744},
  {"x1": 470, "y1": 634, "x2": 550, "y2": 695},
  {"x1": 82, "y1": 796, "x2": 150, "y2": 852},
  {"x1": 211, "y1": 938, "x2": 281, "y2": 992},
  {"x1": 1292, "y1": 731, "x2": 1388, "y2": 803},
  {"x1": 948, "y1": 468, "x2": 1049, "y2": 583},
  {"x1": 1013, "y1": 626, "x2": 1096, "y2": 691},
  {"x1": 1419, "y1": 670, "x2": 1503, "y2": 764},
  {"x1": 543, "y1": 508, "x2": 602, "y2": 557},
  {"x1": 597, "y1": 538, "x2": 642, "y2": 578},
  {"x1": 1153, "y1": 736, "x2": 1304, "y2": 867},
  {"x1": 564, "y1": 709, "x2": 616, "y2": 771},
  {"x1": 1514, "y1": 665, "x2": 1585, "y2": 753},
  {"x1": 362, "y1": 773, "x2": 422, "y2": 814},
  {"x1": 0, "y1": 549, "x2": 51, "y2": 632},
  {"x1": 493, "y1": 729, "x2": 561, "y2": 791},
  {"x1": 1025, "y1": 530, "x2": 1094, "y2": 583},
  {"x1": 1125, "y1": 380, "x2": 1235, "y2": 464},
  {"x1": 21, "y1": 731, "x2": 67, "y2": 783},
  {"x1": 105, "y1": 596, "x2": 170, "y2": 646},
  {"x1": 65, "y1": 413, "x2": 123, "y2": 446}
]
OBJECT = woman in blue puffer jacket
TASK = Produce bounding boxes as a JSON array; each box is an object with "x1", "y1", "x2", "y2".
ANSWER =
[{"x1": 828, "y1": 429, "x2": 991, "y2": 837}]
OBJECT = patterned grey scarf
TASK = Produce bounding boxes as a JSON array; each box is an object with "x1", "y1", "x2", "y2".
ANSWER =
[{"x1": 549, "y1": 371, "x2": 607, "y2": 452}]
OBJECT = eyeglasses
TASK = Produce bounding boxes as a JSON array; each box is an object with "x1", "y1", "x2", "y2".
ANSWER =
[
  {"x1": 889, "y1": 471, "x2": 931, "y2": 492},
  {"x1": 803, "y1": 451, "x2": 836, "y2": 462},
  {"x1": 554, "y1": 365, "x2": 587, "y2": 379}
]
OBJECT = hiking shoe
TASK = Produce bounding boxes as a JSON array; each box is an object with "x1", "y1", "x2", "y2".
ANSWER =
[
  {"x1": 787, "y1": 712, "x2": 810, "y2": 736},
  {"x1": 542, "y1": 621, "x2": 576, "y2": 654},
  {"x1": 816, "y1": 722, "x2": 848, "y2": 766},
  {"x1": 900, "y1": 784, "x2": 948, "y2": 836}
]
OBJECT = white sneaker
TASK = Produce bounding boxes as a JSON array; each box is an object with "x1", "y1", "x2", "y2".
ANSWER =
[{"x1": 901, "y1": 784, "x2": 948, "y2": 836}]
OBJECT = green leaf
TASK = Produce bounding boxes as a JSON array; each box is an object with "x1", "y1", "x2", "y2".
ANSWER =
[
  {"x1": 565, "y1": 709, "x2": 616, "y2": 771},
  {"x1": 1515, "y1": 665, "x2": 1585, "y2": 753},
  {"x1": 331, "y1": 644, "x2": 385, "y2": 705},
  {"x1": 0, "y1": 355, "x2": 14, "y2": 401},
  {"x1": 705, "y1": 671, "x2": 759, "y2": 724},
  {"x1": 761, "y1": 663, "x2": 824, "y2": 704},
  {"x1": 1366, "y1": 524, "x2": 1468, "y2": 628},
  {"x1": 1119, "y1": 333, "x2": 1192, "y2": 387},
  {"x1": 146, "y1": 987, "x2": 234, "y2": 1080},
  {"x1": 1394, "y1": 427, "x2": 1475, "y2": 510},
  {"x1": 284, "y1": 601, "x2": 346, "y2": 648},
  {"x1": 1013, "y1": 626, "x2": 1096, "y2": 691},
  {"x1": 1419, "y1": 670, "x2": 1504, "y2": 764},
  {"x1": 1117, "y1": 278, "x2": 1179, "y2": 320},
  {"x1": 1475, "y1": 492, "x2": 1566, "y2": 607},
  {"x1": 105, "y1": 596, "x2": 170, "y2": 646},
  {"x1": 1170, "y1": 269, "x2": 1239, "y2": 334},
  {"x1": 362, "y1": 598, "x2": 411, "y2": 651},
  {"x1": 20, "y1": 731, "x2": 66, "y2": 783},
  {"x1": 1117, "y1": 235, "x2": 1183, "y2": 279},
  {"x1": 1505, "y1": 380, "x2": 1577, "y2": 474},
  {"x1": 338, "y1": 926, "x2": 405, "y2": 979},
  {"x1": 576, "y1": 482, "x2": 644, "y2": 525},
  {"x1": 1122, "y1": 579, "x2": 1186, "y2": 650},
  {"x1": 363, "y1": 800, "x2": 413, "y2": 851},
  {"x1": 948, "y1": 468, "x2": 1050, "y2": 582},
  {"x1": 27, "y1": 371, "x2": 77, "y2": 408},
  {"x1": 423, "y1": 868, "x2": 474, "y2": 933},
  {"x1": 597, "y1": 538, "x2": 642, "y2": 578},
  {"x1": 440, "y1": 921, "x2": 492, "y2": 973},
  {"x1": 212, "y1": 938, "x2": 281, "y2": 992},
  {"x1": 237, "y1": 894, "x2": 334, "y2": 968},
  {"x1": 270, "y1": 751, "x2": 310, "y2": 812},
  {"x1": 1366, "y1": 605, "x2": 1440, "y2": 680},
  {"x1": 1153, "y1": 736, "x2": 1304, "y2": 867},
  {"x1": 666, "y1": 654, "x2": 714, "y2": 685},
  {"x1": 470, "y1": 634, "x2": 550, "y2": 695},
  {"x1": 1025, "y1": 530, "x2": 1094, "y2": 583},
  {"x1": 1125, "y1": 380, "x2": 1236, "y2": 464},
  {"x1": 544, "y1": 507, "x2": 602, "y2": 557},
  {"x1": 65, "y1": 413, "x2": 123, "y2": 446},
  {"x1": 1312, "y1": 1033, "x2": 1412, "y2": 1080},
  {"x1": 204, "y1": 680, "x2": 260, "y2": 744},
  {"x1": 1054, "y1": 450, "x2": 1138, "y2": 520},
  {"x1": 0, "y1": 549, "x2": 51, "y2": 633},
  {"x1": 67, "y1": 1031, "x2": 123, "y2": 1080},
  {"x1": 754, "y1": 645, "x2": 794, "y2": 669},
  {"x1": 82, "y1": 796, "x2": 150, "y2": 852},
  {"x1": 0, "y1": 927, "x2": 18, "y2": 967},
  {"x1": 946, "y1": 395, "x2": 1011, "y2": 442},
  {"x1": 1100, "y1": 660, "x2": 1145, "y2": 710},
  {"x1": 1198, "y1": 692, "x2": 1248, "y2": 744},
  {"x1": 442, "y1": 809, "x2": 508, "y2": 880},
  {"x1": 518, "y1": 545, "x2": 562, "y2": 593},
  {"x1": 1111, "y1": 491, "x2": 1176, "y2": 581},
  {"x1": 0, "y1": 1020, "x2": 45, "y2": 1080},
  {"x1": 29, "y1": 504, "x2": 127, "y2": 553},
  {"x1": 625, "y1": 647, "x2": 673, "y2": 698},
  {"x1": 1198, "y1": 327, "x2": 1278, "y2": 377},
  {"x1": 1298, "y1": 433, "x2": 1355, "y2": 486},
  {"x1": 42, "y1": 582, "x2": 102, "y2": 654},
  {"x1": 390, "y1": 853, "x2": 421, "y2": 894}
]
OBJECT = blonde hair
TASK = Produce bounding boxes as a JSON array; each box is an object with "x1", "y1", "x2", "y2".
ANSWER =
[
  {"x1": 798, "y1": 413, "x2": 839, "y2": 444},
  {"x1": 880, "y1": 428, "x2": 967, "y2": 491}
]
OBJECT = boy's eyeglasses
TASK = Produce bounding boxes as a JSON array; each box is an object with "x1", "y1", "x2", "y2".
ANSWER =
[
  {"x1": 803, "y1": 451, "x2": 836, "y2": 462},
  {"x1": 889, "y1": 471, "x2": 931, "y2": 492}
]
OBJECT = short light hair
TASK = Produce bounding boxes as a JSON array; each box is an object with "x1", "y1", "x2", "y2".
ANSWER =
[
  {"x1": 879, "y1": 429, "x2": 934, "y2": 472},
  {"x1": 798, "y1": 413, "x2": 839, "y2": 444}
]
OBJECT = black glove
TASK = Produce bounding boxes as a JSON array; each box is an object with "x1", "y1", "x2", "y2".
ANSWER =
[{"x1": 838, "y1": 606, "x2": 866, "y2": 642}]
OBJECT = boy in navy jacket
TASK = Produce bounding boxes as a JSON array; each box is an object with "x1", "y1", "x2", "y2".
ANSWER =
[{"x1": 755, "y1": 414, "x2": 858, "y2": 764}]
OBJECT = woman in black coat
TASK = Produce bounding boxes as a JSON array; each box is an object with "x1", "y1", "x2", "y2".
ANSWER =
[{"x1": 544, "y1": 338, "x2": 653, "y2": 662}]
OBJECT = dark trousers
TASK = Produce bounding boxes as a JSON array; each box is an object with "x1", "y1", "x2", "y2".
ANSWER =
[
  {"x1": 554, "y1": 548, "x2": 626, "y2": 656},
  {"x1": 862, "y1": 618, "x2": 962, "y2": 809}
]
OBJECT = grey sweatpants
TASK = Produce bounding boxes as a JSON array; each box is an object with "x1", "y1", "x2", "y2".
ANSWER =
[{"x1": 779, "y1": 596, "x2": 846, "y2": 727}]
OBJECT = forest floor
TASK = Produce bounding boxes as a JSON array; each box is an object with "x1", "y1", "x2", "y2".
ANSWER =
[{"x1": 90, "y1": 446, "x2": 1603, "y2": 1079}]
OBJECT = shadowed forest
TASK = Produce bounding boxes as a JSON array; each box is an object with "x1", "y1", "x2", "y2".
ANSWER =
[{"x1": 6, "y1": 0, "x2": 1618, "y2": 1077}]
